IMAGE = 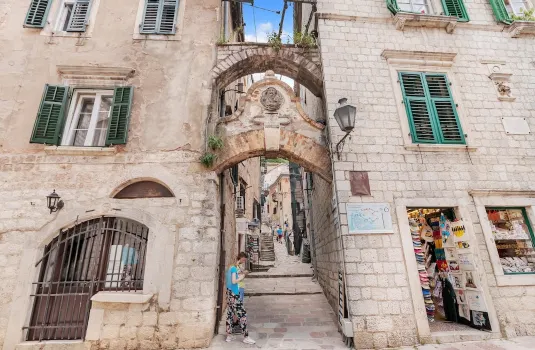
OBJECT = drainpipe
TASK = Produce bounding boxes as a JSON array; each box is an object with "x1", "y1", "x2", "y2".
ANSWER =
[{"x1": 219, "y1": 1, "x2": 229, "y2": 119}]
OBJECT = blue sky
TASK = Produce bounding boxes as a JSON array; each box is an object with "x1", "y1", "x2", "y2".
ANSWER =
[{"x1": 242, "y1": 0, "x2": 294, "y2": 43}]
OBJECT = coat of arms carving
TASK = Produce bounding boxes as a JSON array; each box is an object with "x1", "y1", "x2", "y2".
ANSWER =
[{"x1": 260, "y1": 87, "x2": 284, "y2": 112}]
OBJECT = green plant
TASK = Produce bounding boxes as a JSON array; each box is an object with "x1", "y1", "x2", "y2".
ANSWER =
[
  {"x1": 512, "y1": 8, "x2": 535, "y2": 21},
  {"x1": 267, "y1": 32, "x2": 283, "y2": 52},
  {"x1": 293, "y1": 31, "x2": 316, "y2": 49},
  {"x1": 216, "y1": 34, "x2": 228, "y2": 45},
  {"x1": 208, "y1": 135, "x2": 224, "y2": 150},
  {"x1": 200, "y1": 153, "x2": 217, "y2": 168}
]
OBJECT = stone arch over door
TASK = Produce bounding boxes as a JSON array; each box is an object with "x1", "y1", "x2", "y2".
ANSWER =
[{"x1": 213, "y1": 71, "x2": 332, "y2": 182}]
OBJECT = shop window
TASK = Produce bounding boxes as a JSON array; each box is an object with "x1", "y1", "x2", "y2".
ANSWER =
[
  {"x1": 486, "y1": 208, "x2": 535, "y2": 274},
  {"x1": 387, "y1": 0, "x2": 470, "y2": 21},
  {"x1": 399, "y1": 72, "x2": 465, "y2": 145},
  {"x1": 30, "y1": 85, "x2": 133, "y2": 146}
]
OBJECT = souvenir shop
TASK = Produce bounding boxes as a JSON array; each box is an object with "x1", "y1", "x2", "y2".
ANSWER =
[{"x1": 407, "y1": 208, "x2": 493, "y2": 333}]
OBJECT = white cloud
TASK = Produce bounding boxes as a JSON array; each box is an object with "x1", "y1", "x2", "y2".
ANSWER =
[{"x1": 244, "y1": 21, "x2": 291, "y2": 43}]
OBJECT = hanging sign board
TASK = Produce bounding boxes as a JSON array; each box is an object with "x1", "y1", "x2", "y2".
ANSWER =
[{"x1": 347, "y1": 203, "x2": 394, "y2": 234}]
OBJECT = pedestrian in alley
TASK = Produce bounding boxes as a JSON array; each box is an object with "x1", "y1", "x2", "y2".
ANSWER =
[
  {"x1": 226, "y1": 252, "x2": 255, "y2": 345},
  {"x1": 276, "y1": 225, "x2": 283, "y2": 244}
]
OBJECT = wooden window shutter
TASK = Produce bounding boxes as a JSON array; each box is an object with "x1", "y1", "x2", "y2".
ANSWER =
[
  {"x1": 24, "y1": 0, "x2": 52, "y2": 28},
  {"x1": 399, "y1": 72, "x2": 437, "y2": 144},
  {"x1": 441, "y1": 0, "x2": 470, "y2": 21},
  {"x1": 66, "y1": 0, "x2": 92, "y2": 32},
  {"x1": 424, "y1": 74, "x2": 465, "y2": 144},
  {"x1": 386, "y1": 0, "x2": 399, "y2": 15},
  {"x1": 141, "y1": 0, "x2": 178, "y2": 34},
  {"x1": 106, "y1": 87, "x2": 134, "y2": 146},
  {"x1": 158, "y1": 0, "x2": 178, "y2": 34},
  {"x1": 489, "y1": 0, "x2": 512, "y2": 24},
  {"x1": 30, "y1": 85, "x2": 69, "y2": 145}
]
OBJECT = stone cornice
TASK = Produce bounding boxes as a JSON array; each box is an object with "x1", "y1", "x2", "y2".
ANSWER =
[
  {"x1": 393, "y1": 13, "x2": 457, "y2": 33},
  {"x1": 381, "y1": 50, "x2": 457, "y2": 67},
  {"x1": 57, "y1": 65, "x2": 136, "y2": 81},
  {"x1": 469, "y1": 190, "x2": 535, "y2": 197}
]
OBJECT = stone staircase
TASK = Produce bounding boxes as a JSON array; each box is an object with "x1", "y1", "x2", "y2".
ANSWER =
[{"x1": 260, "y1": 233, "x2": 275, "y2": 262}]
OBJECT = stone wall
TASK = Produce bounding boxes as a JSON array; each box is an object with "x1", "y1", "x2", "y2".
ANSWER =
[
  {"x1": 0, "y1": 0, "x2": 224, "y2": 348},
  {"x1": 317, "y1": 0, "x2": 535, "y2": 347},
  {"x1": 310, "y1": 175, "x2": 341, "y2": 312}
]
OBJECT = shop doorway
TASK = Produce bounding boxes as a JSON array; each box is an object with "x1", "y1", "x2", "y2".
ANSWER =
[{"x1": 406, "y1": 207, "x2": 493, "y2": 333}]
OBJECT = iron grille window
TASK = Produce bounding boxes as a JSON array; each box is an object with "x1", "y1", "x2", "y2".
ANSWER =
[{"x1": 24, "y1": 217, "x2": 149, "y2": 341}]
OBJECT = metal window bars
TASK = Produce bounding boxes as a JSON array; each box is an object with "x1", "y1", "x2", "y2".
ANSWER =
[{"x1": 24, "y1": 217, "x2": 149, "y2": 341}]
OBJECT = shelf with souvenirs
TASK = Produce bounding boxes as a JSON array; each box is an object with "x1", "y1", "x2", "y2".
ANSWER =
[
  {"x1": 407, "y1": 208, "x2": 492, "y2": 332},
  {"x1": 486, "y1": 208, "x2": 535, "y2": 274}
]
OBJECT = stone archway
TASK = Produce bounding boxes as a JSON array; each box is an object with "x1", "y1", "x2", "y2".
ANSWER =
[
  {"x1": 212, "y1": 71, "x2": 332, "y2": 182},
  {"x1": 213, "y1": 43, "x2": 323, "y2": 96}
]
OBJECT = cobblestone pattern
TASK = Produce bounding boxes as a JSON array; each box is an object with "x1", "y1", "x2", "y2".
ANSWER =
[{"x1": 317, "y1": 0, "x2": 535, "y2": 347}]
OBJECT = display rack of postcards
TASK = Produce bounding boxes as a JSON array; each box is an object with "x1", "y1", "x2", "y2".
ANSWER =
[{"x1": 409, "y1": 218, "x2": 434, "y2": 321}]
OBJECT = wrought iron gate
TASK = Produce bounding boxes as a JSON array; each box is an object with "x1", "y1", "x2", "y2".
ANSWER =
[{"x1": 24, "y1": 217, "x2": 149, "y2": 341}]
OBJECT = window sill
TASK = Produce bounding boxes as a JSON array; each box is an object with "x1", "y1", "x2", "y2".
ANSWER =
[
  {"x1": 44, "y1": 146, "x2": 117, "y2": 156},
  {"x1": 496, "y1": 274, "x2": 535, "y2": 286},
  {"x1": 133, "y1": 33, "x2": 182, "y2": 41},
  {"x1": 404, "y1": 144, "x2": 476, "y2": 152},
  {"x1": 508, "y1": 21, "x2": 535, "y2": 38},
  {"x1": 91, "y1": 291, "x2": 153, "y2": 304},
  {"x1": 393, "y1": 12, "x2": 457, "y2": 33},
  {"x1": 41, "y1": 31, "x2": 91, "y2": 39}
]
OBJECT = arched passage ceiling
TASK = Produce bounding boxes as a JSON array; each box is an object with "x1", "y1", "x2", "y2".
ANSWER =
[{"x1": 213, "y1": 44, "x2": 323, "y2": 97}]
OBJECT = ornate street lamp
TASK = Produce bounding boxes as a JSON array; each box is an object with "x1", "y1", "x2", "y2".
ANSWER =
[
  {"x1": 46, "y1": 190, "x2": 64, "y2": 214},
  {"x1": 333, "y1": 98, "x2": 357, "y2": 160}
]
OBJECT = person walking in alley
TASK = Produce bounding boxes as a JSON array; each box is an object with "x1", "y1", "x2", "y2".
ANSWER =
[
  {"x1": 226, "y1": 252, "x2": 255, "y2": 344},
  {"x1": 276, "y1": 225, "x2": 283, "y2": 244}
]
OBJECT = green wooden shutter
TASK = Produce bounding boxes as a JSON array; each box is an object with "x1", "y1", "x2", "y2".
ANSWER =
[
  {"x1": 399, "y1": 73, "x2": 437, "y2": 143},
  {"x1": 66, "y1": 0, "x2": 92, "y2": 32},
  {"x1": 30, "y1": 85, "x2": 69, "y2": 145},
  {"x1": 441, "y1": 0, "x2": 470, "y2": 21},
  {"x1": 386, "y1": 0, "x2": 399, "y2": 15},
  {"x1": 158, "y1": 0, "x2": 178, "y2": 34},
  {"x1": 424, "y1": 74, "x2": 465, "y2": 144},
  {"x1": 140, "y1": 0, "x2": 160, "y2": 33},
  {"x1": 489, "y1": 0, "x2": 512, "y2": 24},
  {"x1": 106, "y1": 87, "x2": 133, "y2": 146},
  {"x1": 24, "y1": 0, "x2": 52, "y2": 28}
]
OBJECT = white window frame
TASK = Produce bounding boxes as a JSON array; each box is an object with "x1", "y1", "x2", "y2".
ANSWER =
[
  {"x1": 61, "y1": 89, "x2": 114, "y2": 147},
  {"x1": 133, "y1": 0, "x2": 187, "y2": 41},
  {"x1": 54, "y1": 0, "x2": 75, "y2": 32},
  {"x1": 507, "y1": 0, "x2": 533, "y2": 16},
  {"x1": 39, "y1": 0, "x2": 101, "y2": 38},
  {"x1": 398, "y1": 0, "x2": 436, "y2": 15}
]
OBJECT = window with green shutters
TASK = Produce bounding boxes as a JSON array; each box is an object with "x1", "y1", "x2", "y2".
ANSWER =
[
  {"x1": 24, "y1": 0, "x2": 53, "y2": 28},
  {"x1": 30, "y1": 85, "x2": 134, "y2": 146},
  {"x1": 488, "y1": 0, "x2": 532, "y2": 24},
  {"x1": 386, "y1": 0, "x2": 470, "y2": 21},
  {"x1": 399, "y1": 72, "x2": 465, "y2": 145},
  {"x1": 140, "y1": 0, "x2": 179, "y2": 34},
  {"x1": 66, "y1": 0, "x2": 93, "y2": 32}
]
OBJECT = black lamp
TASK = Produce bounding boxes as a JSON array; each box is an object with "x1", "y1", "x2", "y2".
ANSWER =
[
  {"x1": 333, "y1": 98, "x2": 357, "y2": 160},
  {"x1": 46, "y1": 190, "x2": 64, "y2": 214}
]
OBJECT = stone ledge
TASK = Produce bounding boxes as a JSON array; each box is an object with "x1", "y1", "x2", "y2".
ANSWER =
[
  {"x1": 469, "y1": 189, "x2": 535, "y2": 197},
  {"x1": 44, "y1": 146, "x2": 117, "y2": 156},
  {"x1": 404, "y1": 144, "x2": 476, "y2": 153},
  {"x1": 393, "y1": 13, "x2": 457, "y2": 33},
  {"x1": 508, "y1": 21, "x2": 535, "y2": 38},
  {"x1": 91, "y1": 291, "x2": 153, "y2": 304}
]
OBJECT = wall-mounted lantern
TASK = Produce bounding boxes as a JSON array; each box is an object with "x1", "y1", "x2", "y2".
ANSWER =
[
  {"x1": 46, "y1": 190, "x2": 64, "y2": 214},
  {"x1": 333, "y1": 98, "x2": 357, "y2": 160}
]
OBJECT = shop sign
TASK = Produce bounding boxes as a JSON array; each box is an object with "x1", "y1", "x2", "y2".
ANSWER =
[{"x1": 347, "y1": 203, "x2": 394, "y2": 234}]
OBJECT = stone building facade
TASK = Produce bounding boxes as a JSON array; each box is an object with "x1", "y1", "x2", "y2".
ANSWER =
[{"x1": 296, "y1": 0, "x2": 535, "y2": 348}]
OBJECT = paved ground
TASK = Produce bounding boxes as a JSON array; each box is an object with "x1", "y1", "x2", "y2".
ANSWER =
[
  {"x1": 407, "y1": 336, "x2": 535, "y2": 350},
  {"x1": 210, "y1": 231, "x2": 347, "y2": 349}
]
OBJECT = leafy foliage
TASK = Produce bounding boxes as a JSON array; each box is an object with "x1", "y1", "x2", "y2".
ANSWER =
[
  {"x1": 512, "y1": 8, "x2": 535, "y2": 21},
  {"x1": 267, "y1": 32, "x2": 283, "y2": 52},
  {"x1": 200, "y1": 153, "x2": 217, "y2": 168},
  {"x1": 293, "y1": 31, "x2": 316, "y2": 48},
  {"x1": 208, "y1": 135, "x2": 224, "y2": 150}
]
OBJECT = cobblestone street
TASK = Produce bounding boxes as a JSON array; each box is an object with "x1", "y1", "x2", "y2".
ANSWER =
[{"x1": 210, "y1": 232, "x2": 348, "y2": 349}]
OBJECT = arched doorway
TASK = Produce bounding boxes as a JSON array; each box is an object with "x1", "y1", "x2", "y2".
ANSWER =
[{"x1": 24, "y1": 217, "x2": 149, "y2": 341}]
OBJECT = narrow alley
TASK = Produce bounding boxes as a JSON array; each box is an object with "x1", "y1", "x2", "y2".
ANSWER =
[{"x1": 210, "y1": 227, "x2": 348, "y2": 350}]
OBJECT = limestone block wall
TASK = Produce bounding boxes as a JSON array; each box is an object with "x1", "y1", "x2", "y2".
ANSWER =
[
  {"x1": 317, "y1": 0, "x2": 535, "y2": 347},
  {"x1": 310, "y1": 175, "x2": 341, "y2": 312}
]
